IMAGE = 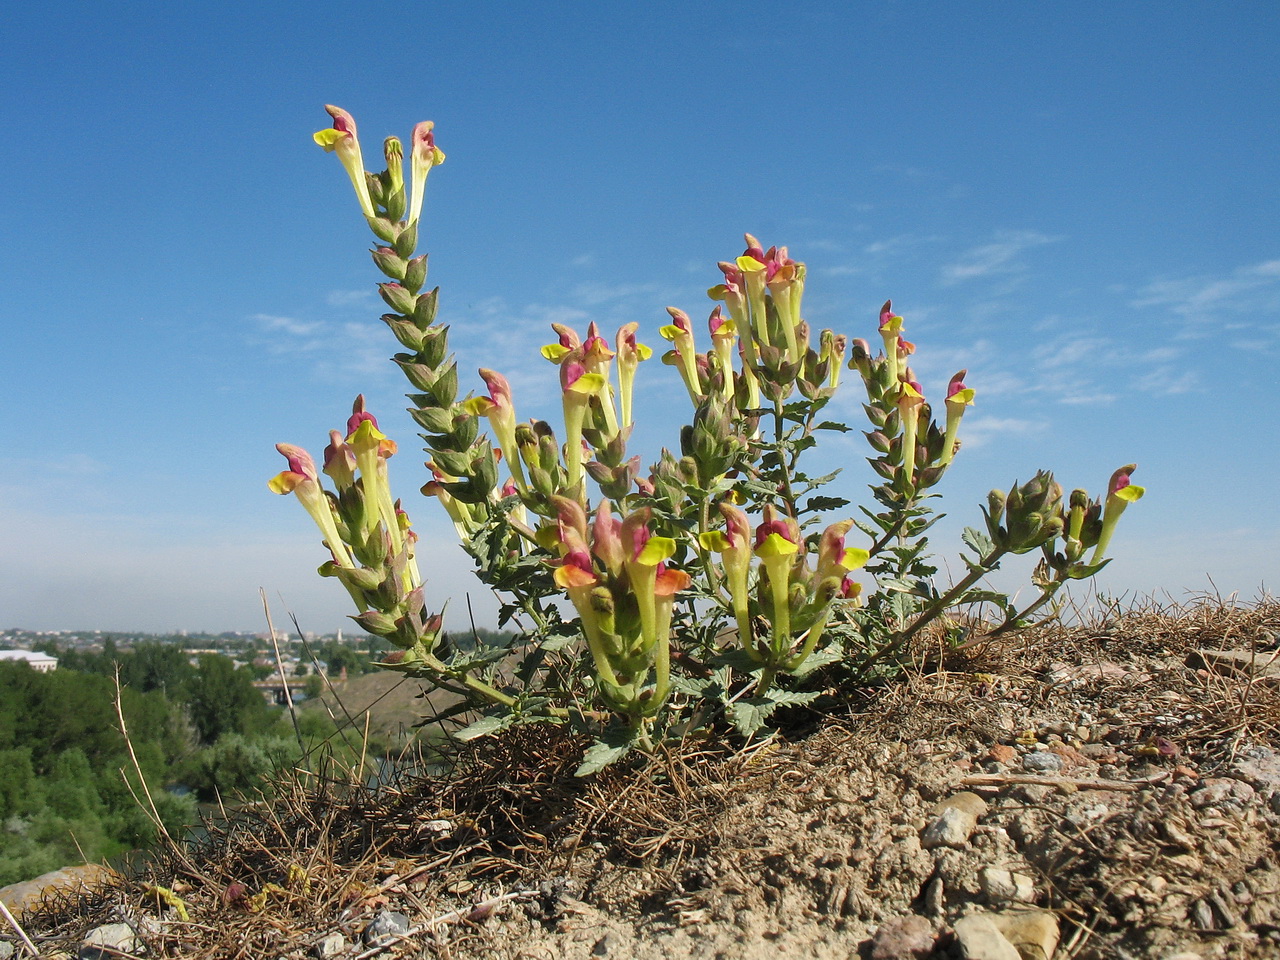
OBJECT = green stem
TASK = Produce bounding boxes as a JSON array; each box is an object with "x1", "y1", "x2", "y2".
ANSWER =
[{"x1": 853, "y1": 546, "x2": 1006, "y2": 682}]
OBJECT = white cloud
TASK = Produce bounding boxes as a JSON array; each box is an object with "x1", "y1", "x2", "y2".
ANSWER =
[
  {"x1": 254, "y1": 313, "x2": 324, "y2": 337},
  {"x1": 955, "y1": 415, "x2": 1046, "y2": 449},
  {"x1": 1133, "y1": 259, "x2": 1280, "y2": 341},
  {"x1": 326, "y1": 289, "x2": 376, "y2": 308},
  {"x1": 940, "y1": 230, "x2": 1059, "y2": 284}
]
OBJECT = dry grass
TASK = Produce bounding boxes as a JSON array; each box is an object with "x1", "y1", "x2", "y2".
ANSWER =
[{"x1": 11, "y1": 595, "x2": 1279, "y2": 957}]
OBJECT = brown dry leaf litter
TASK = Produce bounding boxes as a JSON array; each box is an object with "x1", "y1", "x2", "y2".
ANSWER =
[{"x1": 7, "y1": 597, "x2": 1280, "y2": 960}]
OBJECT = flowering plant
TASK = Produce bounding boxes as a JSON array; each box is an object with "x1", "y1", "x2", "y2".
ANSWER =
[{"x1": 272, "y1": 106, "x2": 1143, "y2": 772}]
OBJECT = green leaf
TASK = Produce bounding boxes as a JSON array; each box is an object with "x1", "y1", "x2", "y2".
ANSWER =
[
  {"x1": 767, "y1": 689, "x2": 821, "y2": 706},
  {"x1": 791, "y1": 645, "x2": 844, "y2": 677},
  {"x1": 814, "y1": 420, "x2": 852, "y2": 433},
  {"x1": 957, "y1": 589, "x2": 1014, "y2": 611},
  {"x1": 455, "y1": 713, "x2": 512, "y2": 741},
  {"x1": 575, "y1": 727, "x2": 638, "y2": 776},
  {"x1": 725, "y1": 696, "x2": 781, "y2": 738},
  {"x1": 804, "y1": 495, "x2": 851, "y2": 512},
  {"x1": 961, "y1": 526, "x2": 995, "y2": 557}
]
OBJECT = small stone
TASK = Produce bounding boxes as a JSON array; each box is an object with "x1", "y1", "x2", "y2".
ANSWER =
[
  {"x1": 1190, "y1": 898, "x2": 1214, "y2": 929},
  {"x1": 989, "y1": 910, "x2": 1060, "y2": 960},
  {"x1": 923, "y1": 876, "x2": 945, "y2": 916},
  {"x1": 591, "y1": 932, "x2": 620, "y2": 956},
  {"x1": 0, "y1": 941, "x2": 13, "y2": 960},
  {"x1": 986, "y1": 744, "x2": 1018, "y2": 766},
  {"x1": 868, "y1": 914, "x2": 935, "y2": 959},
  {"x1": 951, "y1": 914, "x2": 1021, "y2": 960},
  {"x1": 1191, "y1": 779, "x2": 1236, "y2": 808},
  {"x1": 364, "y1": 909, "x2": 411, "y2": 946},
  {"x1": 79, "y1": 923, "x2": 143, "y2": 960},
  {"x1": 1230, "y1": 745, "x2": 1280, "y2": 793},
  {"x1": 1186, "y1": 648, "x2": 1280, "y2": 679},
  {"x1": 1146, "y1": 875, "x2": 1168, "y2": 895},
  {"x1": 921, "y1": 792, "x2": 987, "y2": 849},
  {"x1": 312, "y1": 933, "x2": 345, "y2": 960},
  {"x1": 980, "y1": 867, "x2": 1036, "y2": 903},
  {"x1": 1022, "y1": 751, "x2": 1064, "y2": 774},
  {"x1": 1015, "y1": 783, "x2": 1052, "y2": 804}
]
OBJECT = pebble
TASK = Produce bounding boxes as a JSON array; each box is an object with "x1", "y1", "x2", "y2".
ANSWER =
[
  {"x1": 312, "y1": 933, "x2": 345, "y2": 959},
  {"x1": 980, "y1": 867, "x2": 1036, "y2": 903},
  {"x1": 363, "y1": 909, "x2": 411, "y2": 946},
  {"x1": 1022, "y1": 751, "x2": 1064, "y2": 774},
  {"x1": 951, "y1": 914, "x2": 1021, "y2": 960},
  {"x1": 989, "y1": 910, "x2": 1060, "y2": 960},
  {"x1": 0, "y1": 943, "x2": 13, "y2": 960},
  {"x1": 921, "y1": 792, "x2": 987, "y2": 849},
  {"x1": 591, "y1": 932, "x2": 620, "y2": 956},
  {"x1": 79, "y1": 923, "x2": 143, "y2": 960},
  {"x1": 1231, "y1": 745, "x2": 1280, "y2": 793},
  {"x1": 868, "y1": 914, "x2": 935, "y2": 959}
]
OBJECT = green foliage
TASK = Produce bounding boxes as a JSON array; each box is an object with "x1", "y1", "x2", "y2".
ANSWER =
[
  {"x1": 186, "y1": 654, "x2": 274, "y2": 744},
  {"x1": 284, "y1": 107, "x2": 1144, "y2": 775}
]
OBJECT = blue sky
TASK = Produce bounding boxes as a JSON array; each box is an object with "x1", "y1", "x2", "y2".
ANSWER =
[{"x1": 1, "y1": 2, "x2": 1276, "y2": 634}]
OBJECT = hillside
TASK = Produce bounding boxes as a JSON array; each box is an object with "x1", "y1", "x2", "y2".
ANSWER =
[{"x1": 6, "y1": 599, "x2": 1280, "y2": 959}]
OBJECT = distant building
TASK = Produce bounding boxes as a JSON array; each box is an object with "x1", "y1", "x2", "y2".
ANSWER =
[{"x1": 0, "y1": 650, "x2": 58, "y2": 672}]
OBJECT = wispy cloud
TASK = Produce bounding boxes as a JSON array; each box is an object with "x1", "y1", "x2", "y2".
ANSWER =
[
  {"x1": 956, "y1": 415, "x2": 1047, "y2": 449},
  {"x1": 326, "y1": 289, "x2": 376, "y2": 308},
  {"x1": 940, "y1": 230, "x2": 1060, "y2": 285},
  {"x1": 1133, "y1": 259, "x2": 1280, "y2": 346},
  {"x1": 253, "y1": 313, "x2": 325, "y2": 337}
]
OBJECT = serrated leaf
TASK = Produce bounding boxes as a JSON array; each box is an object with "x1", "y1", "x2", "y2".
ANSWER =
[
  {"x1": 767, "y1": 688, "x2": 822, "y2": 706},
  {"x1": 814, "y1": 420, "x2": 852, "y2": 433},
  {"x1": 575, "y1": 727, "x2": 638, "y2": 776},
  {"x1": 539, "y1": 634, "x2": 578, "y2": 652},
  {"x1": 725, "y1": 696, "x2": 780, "y2": 738},
  {"x1": 790, "y1": 645, "x2": 844, "y2": 677},
  {"x1": 962, "y1": 526, "x2": 995, "y2": 557},
  {"x1": 804, "y1": 495, "x2": 851, "y2": 512},
  {"x1": 712, "y1": 649, "x2": 766, "y2": 674},
  {"x1": 455, "y1": 713, "x2": 512, "y2": 741},
  {"x1": 877, "y1": 576, "x2": 916, "y2": 593},
  {"x1": 957, "y1": 589, "x2": 1013, "y2": 611}
]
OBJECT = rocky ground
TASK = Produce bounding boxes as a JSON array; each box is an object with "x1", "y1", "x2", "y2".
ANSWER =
[{"x1": 4, "y1": 599, "x2": 1279, "y2": 959}]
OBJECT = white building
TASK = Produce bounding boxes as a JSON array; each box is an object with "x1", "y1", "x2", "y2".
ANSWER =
[{"x1": 0, "y1": 650, "x2": 58, "y2": 672}]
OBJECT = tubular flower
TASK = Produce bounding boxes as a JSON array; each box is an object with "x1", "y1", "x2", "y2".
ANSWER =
[
  {"x1": 711, "y1": 258, "x2": 764, "y2": 372},
  {"x1": 408, "y1": 121, "x2": 445, "y2": 225},
  {"x1": 582, "y1": 322, "x2": 620, "y2": 436},
  {"x1": 540, "y1": 323, "x2": 582, "y2": 363},
  {"x1": 878, "y1": 300, "x2": 904, "y2": 386},
  {"x1": 660, "y1": 307, "x2": 701, "y2": 403},
  {"x1": 345, "y1": 397, "x2": 402, "y2": 555},
  {"x1": 706, "y1": 307, "x2": 738, "y2": 400},
  {"x1": 559, "y1": 352, "x2": 606, "y2": 494},
  {"x1": 764, "y1": 245, "x2": 804, "y2": 361},
  {"x1": 615, "y1": 322, "x2": 652, "y2": 430},
  {"x1": 736, "y1": 250, "x2": 770, "y2": 350},
  {"x1": 698, "y1": 501, "x2": 755, "y2": 653},
  {"x1": 313, "y1": 105, "x2": 375, "y2": 218},
  {"x1": 819, "y1": 330, "x2": 847, "y2": 391},
  {"x1": 753, "y1": 506, "x2": 801, "y2": 654},
  {"x1": 322, "y1": 429, "x2": 358, "y2": 490},
  {"x1": 1090, "y1": 465, "x2": 1145, "y2": 563},
  {"x1": 462, "y1": 369, "x2": 527, "y2": 491},
  {"x1": 939, "y1": 370, "x2": 975, "y2": 467},
  {"x1": 620, "y1": 508, "x2": 679, "y2": 659},
  {"x1": 896, "y1": 380, "x2": 926, "y2": 488},
  {"x1": 269, "y1": 443, "x2": 355, "y2": 568},
  {"x1": 814, "y1": 520, "x2": 870, "y2": 587}
]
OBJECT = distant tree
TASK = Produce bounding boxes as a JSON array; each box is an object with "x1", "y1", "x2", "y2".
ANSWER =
[{"x1": 186, "y1": 655, "x2": 272, "y2": 744}]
